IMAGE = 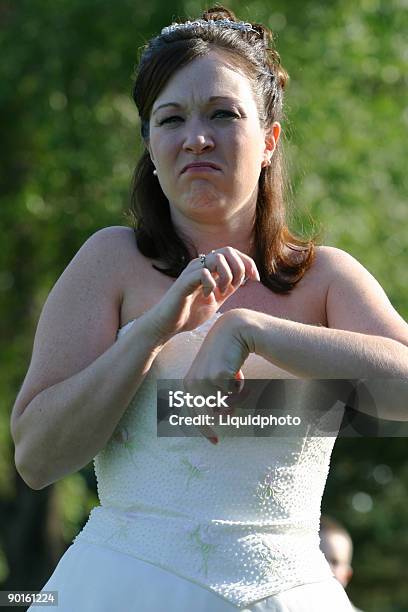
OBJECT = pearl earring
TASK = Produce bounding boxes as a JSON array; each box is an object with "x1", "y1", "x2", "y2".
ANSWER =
[{"x1": 153, "y1": 169, "x2": 158, "y2": 176}]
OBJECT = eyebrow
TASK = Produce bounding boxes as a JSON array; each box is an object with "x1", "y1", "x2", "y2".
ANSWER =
[{"x1": 152, "y1": 96, "x2": 240, "y2": 116}]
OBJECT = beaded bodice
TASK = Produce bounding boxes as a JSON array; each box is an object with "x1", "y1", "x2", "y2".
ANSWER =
[{"x1": 73, "y1": 313, "x2": 334, "y2": 607}]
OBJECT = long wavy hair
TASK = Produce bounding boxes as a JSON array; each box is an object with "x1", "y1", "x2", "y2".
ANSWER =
[{"x1": 129, "y1": 6, "x2": 315, "y2": 293}]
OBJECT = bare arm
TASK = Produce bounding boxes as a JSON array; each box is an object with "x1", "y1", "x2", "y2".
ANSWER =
[
  {"x1": 248, "y1": 248, "x2": 408, "y2": 419},
  {"x1": 185, "y1": 247, "x2": 408, "y2": 421},
  {"x1": 10, "y1": 227, "x2": 167, "y2": 489},
  {"x1": 250, "y1": 247, "x2": 408, "y2": 379},
  {"x1": 12, "y1": 314, "x2": 167, "y2": 490},
  {"x1": 245, "y1": 320, "x2": 407, "y2": 379},
  {"x1": 11, "y1": 238, "x2": 259, "y2": 488}
]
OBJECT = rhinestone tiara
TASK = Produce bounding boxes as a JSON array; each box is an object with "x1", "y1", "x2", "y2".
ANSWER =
[{"x1": 161, "y1": 18, "x2": 258, "y2": 37}]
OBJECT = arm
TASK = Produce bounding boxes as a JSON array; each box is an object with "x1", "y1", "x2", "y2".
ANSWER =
[
  {"x1": 11, "y1": 239, "x2": 259, "y2": 488},
  {"x1": 10, "y1": 227, "x2": 167, "y2": 490},
  {"x1": 250, "y1": 247, "x2": 408, "y2": 377},
  {"x1": 244, "y1": 319, "x2": 407, "y2": 380},
  {"x1": 185, "y1": 247, "x2": 408, "y2": 420}
]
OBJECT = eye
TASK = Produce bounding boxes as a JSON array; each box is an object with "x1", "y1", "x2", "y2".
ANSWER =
[
  {"x1": 158, "y1": 116, "x2": 183, "y2": 126},
  {"x1": 212, "y1": 110, "x2": 240, "y2": 119}
]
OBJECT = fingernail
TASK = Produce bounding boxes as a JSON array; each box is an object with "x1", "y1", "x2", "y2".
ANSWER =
[{"x1": 209, "y1": 436, "x2": 218, "y2": 445}]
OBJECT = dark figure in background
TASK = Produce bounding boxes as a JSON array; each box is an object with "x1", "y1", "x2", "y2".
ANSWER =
[{"x1": 320, "y1": 516, "x2": 364, "y2": 612}]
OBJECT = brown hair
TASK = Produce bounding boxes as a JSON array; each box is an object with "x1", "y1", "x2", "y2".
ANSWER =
[
  {"x1": 320, "y1": 516, "x2": 353, "y2": 543},
  {"x1": 129, "y1": 6, "x2": 315, "y2": 292},
  {"x1": 320, "y1": 516, "x2": 354, "y2": 564}
]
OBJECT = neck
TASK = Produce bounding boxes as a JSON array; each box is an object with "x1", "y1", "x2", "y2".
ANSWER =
[{"x1": 171, "y1": 206, "x2": 256, "y2": 259}]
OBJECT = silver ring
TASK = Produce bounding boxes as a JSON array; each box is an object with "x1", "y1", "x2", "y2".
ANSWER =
[{"x1": 199, "y1": 253, "x2": 207, "y2": 268}]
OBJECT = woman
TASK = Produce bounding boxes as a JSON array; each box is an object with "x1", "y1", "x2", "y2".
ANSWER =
[{"x1": 12, "y1": 6, "x2": 407, "y2": 612}]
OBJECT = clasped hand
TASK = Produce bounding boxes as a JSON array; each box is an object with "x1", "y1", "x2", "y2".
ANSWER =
[
  {"x1": 148, "y1": 246, "x2": 259, "y2": 338},
  {"x1": 148, "y1": 246, "x2": 260, "y2": 445},
  {"x1": 183, "y1": 309, "x2": 254, "y2": 444}
]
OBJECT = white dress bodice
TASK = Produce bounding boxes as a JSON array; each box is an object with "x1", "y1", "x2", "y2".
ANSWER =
[{"x1": 73, "y1": 313, "x2": 335, "y2": 607}]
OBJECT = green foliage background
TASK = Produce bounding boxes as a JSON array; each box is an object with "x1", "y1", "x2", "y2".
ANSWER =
[{"x1": 1, "y1": 0, "x2": 407, "y2": 610}]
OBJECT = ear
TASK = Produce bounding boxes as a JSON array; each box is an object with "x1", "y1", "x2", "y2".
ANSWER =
[{"x1": 262, "y1": 121, "x2": 281, "y2": 167}]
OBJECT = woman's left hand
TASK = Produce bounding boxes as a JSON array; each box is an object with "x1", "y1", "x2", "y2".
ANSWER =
[{"x1": 183, "y1": 310, "x2": 253, "y2": 442}]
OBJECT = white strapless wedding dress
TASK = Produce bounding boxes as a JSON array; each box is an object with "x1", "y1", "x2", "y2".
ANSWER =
[{"x1": 29, "y1": 313, "x2": 353, "y2": 611}]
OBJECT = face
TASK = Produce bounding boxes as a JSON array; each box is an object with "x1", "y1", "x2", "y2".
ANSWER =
[
  {"x1": 147, "y1": 50, "x2": 280, "y2": 224},
  {"x1": 320, "y1": 531, "x2": 353, "y2": 588}
]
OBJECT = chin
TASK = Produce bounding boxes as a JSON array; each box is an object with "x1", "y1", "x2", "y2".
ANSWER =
[
  {"x1": 189, "y1": 198, "x2": 224, "y2": 210},
  {"x1": 183, "y1": 183, "x2": 225, "y2": 206},
  {"x1": 184, "y1": 193, "x2": 227, "y2": 211}
]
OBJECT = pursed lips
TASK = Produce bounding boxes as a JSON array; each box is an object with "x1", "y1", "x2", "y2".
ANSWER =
[{"x1": 181, "y1": 162, "x2": 221, "y2": 174}]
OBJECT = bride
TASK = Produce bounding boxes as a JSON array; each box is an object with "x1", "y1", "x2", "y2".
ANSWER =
[{"x1": 12, "y1": 6, "x2": 407, "y2": 611}]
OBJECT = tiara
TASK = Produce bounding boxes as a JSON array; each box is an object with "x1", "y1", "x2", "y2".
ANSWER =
[{"x1": 161, "y1": 18, "x2": 258, "y2": 37}]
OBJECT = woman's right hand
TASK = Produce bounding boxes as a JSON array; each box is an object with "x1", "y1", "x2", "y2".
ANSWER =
[{"x1": 146, "y1": 247, "x2": 260, "y2": 341}]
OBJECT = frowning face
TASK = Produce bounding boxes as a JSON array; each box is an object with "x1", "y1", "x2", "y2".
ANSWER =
[{"x1": 147, "y1": 50, "x2": 279, "y2": 225}]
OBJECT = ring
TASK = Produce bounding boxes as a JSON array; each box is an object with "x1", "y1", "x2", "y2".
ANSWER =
[{"x1": 199, "y1": 253, "x2": 207, "y2": 268}]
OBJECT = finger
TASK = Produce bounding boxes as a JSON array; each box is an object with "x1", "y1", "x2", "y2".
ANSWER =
[
  {"x1": 214, "y1": 248, "x2": 246, "y2": 290},
  {"x1": 230, "y1": 249, "x2": 260, "y2": 282},
  {"x1": 204, "y1": 253, "x2": 233, "y2": 294},
  {"x1": 177, "y1": 250, "x2": 258, "y2": 305},
  {"x1": 176, "y1": 262, "x2": 215, "y2": 294},
  {"x1": 217, "y1": 376, "x2": 245, "y2": 396},
  {"x1": 183, "y1": 381, "x2": 219, "y2": 444},
  {"x1": 184, "y1": 256, "x2": 229, "y2": 296},
  {"x1": 197, "y1": 419, "x2": 219, "y2": 444},
  {"x1": 213, "y1": 247, "x2": 260, "y2": 285},
  {"x1": 200, "y1": 268, "x2": 217, "y2": 297},
  {"x1": 211, "y1": 371, "x2": 245, "y2": 415},
  {"x1": 233, "y1": 369, "x2": 245, "y2": 392}
]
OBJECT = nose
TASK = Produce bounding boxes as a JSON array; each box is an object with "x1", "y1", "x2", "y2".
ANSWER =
[{"x1": 182, "y1": 119, "x2": 215, "y2": 154}]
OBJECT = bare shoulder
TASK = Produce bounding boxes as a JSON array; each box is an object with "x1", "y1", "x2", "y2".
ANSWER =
[
  {"x1": 72, "y1": 225, "x2": 149, "y2": 297},
  {"x1": 50, "y1": 225, "x2": 139, "y2": 316},
  {"x1": 11, "y1": 225, "x2": 139, "y2": 426},
  {"x1": 286, "y1": 245, "x2": 337, "y2": 301},
  {"x1": 314, "y1": 245, "x2": 408, "y2": 343},
  {"x1": 309, "y1": 245, "x2": 357, "y2": 275},
  {"x1": 312, "y1": 244, "x2": 363, "y2": 270},
  {"x1": 82, "y1": 225, "x2": 137, "y2": 264},
  {"x1": 313, "y1": 244, "x2": 393, "y2": 294},
  {"x1": 308, "y1": 245, "x2": 382, "y2": 290}
]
